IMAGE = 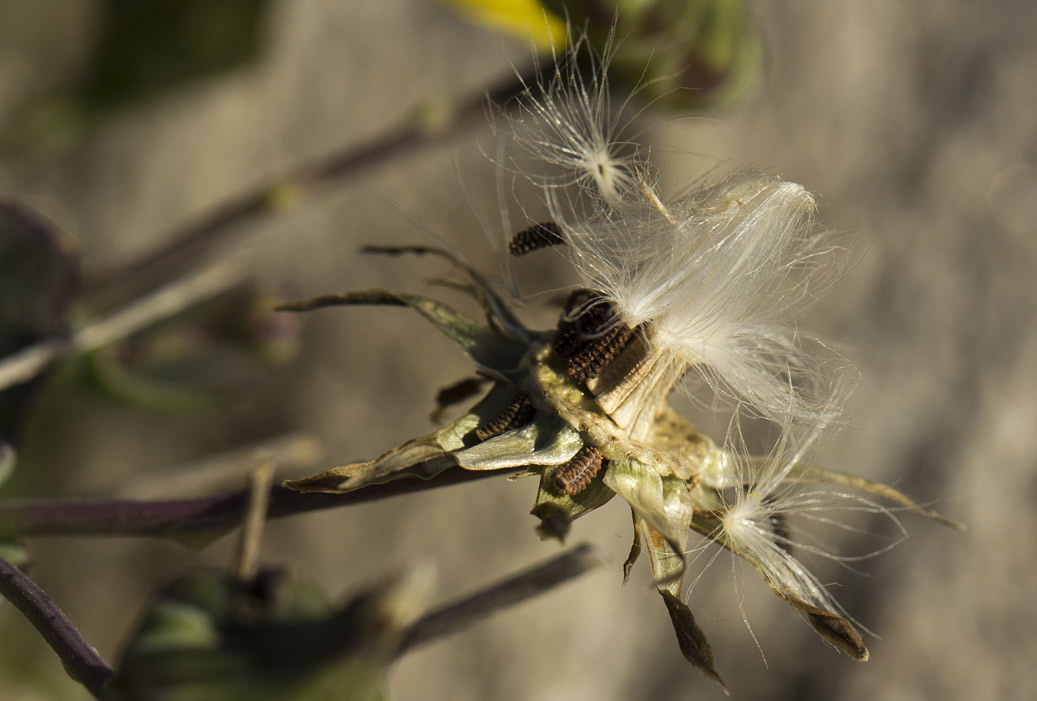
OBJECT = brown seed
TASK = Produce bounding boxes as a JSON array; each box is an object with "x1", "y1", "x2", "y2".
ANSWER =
[
  {"x1": 564, "y1": 323, "x2": 635, "y2": 384},
  {"x1": 553, "y1": 291, "x2": 611, "y2": 357},
  {"x1": 553, "y1": 292, "x2": 636, "y2": 384},
  {"x1": 475, "y1": 394, "x2": 535, "y2": 442},
  {"x1": 552, "y1": 445, "x2": 604, "y2": 495},
  {"x1": 508, "y1": 221, "x2": 564, "y2": 256}
]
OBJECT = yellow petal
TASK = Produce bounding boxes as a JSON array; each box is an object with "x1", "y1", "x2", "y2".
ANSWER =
[{"x1": 442, "y1": 0, "x2": 566, "y2": 50}]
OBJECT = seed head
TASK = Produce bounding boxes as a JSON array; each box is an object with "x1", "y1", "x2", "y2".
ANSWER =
[{"x1": 503, "y1": 38, "x2": 856, "y2": 430}]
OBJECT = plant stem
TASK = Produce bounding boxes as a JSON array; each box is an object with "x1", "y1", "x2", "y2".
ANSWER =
[
  {"x1": 230, "y1": 464, "x2": 273, "y2": 581},
  {"x1": 83, "y1": 72, "x2": 532, "y2": 309},
  {"x1": 0, "y1": 262, "x2": 243, "y2": 393},
  {"x1": 398, "y1": 543, "x2": 599, "y2": 657},
  {"x1": 0, "y1": 555, "x2": 114, "y2": 700},
  {"x1": 0, "y1": 68, "x2": 535, "y2": 391},
  {"x1": 0, "y1": 466, "x2": 520, "y2": 543}
]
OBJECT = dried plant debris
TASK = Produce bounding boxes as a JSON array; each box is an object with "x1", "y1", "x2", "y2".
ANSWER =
[
  {"x1": 279, "y1": 239, "x2": 960, "y2": 685},
  {"x1": 280, "y1": 37, "x2": 962, "y2": 688}
]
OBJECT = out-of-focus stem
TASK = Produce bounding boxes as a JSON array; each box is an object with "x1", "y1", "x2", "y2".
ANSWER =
[
  {"x1": 0, "y1": 556, "x2": 114, "y2": 700},
  {"x1": 115, "y1": 432, "x2": 322, "y2": 499},
  {"x1": 0, "y1": 466, "x2": 520, "y2": 543},
  {"x1": 230, "y1": 464, "x2": 273, "y2": 581},
  {"x1": 397, "y1": 543, "x2": 599, "y2": 656},
  {"x1": 0, "y1": 262, "x2": 243, "y2": 392},
  {"x1": 83, "y1": 72, "x2": 533, "y2": 308}
]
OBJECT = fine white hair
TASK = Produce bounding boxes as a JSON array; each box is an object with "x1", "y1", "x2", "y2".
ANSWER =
[
  {"x1": 708, "y1": 405, "x2": 903, "y2": 616},
  {"x1": 499, "y1": 35, "x2": 856, "y2": 429}
]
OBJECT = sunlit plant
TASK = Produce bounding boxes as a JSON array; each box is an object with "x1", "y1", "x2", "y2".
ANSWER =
[
  {"x1": 0, "y1": 7, "x2": 964, "y2": 698},
  {"x1": 282, "y1": 32, "x2": 962, "y2": 689}
]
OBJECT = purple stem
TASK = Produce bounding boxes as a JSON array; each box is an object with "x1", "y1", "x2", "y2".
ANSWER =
[
  {"x1": 0, "y1": 467, "x2": 519, "y2": 542},
  {"x1": 0, "y1": 555, "x2": 114, "y2": 699},
  {"x1": 398, "y1": 543, "x2": 598, "y2": 656}
]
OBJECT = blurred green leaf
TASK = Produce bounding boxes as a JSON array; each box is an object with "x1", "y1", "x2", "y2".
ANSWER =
[
  {"x1": 67, "y1": 284, "x2": 301, "y2": 413},
  {"x1": 113, "y1": 568, "x2": 421, "y2": 700},
  {"x1": 76, "y1": 347, "x2": 219, "y2": 413},
  {"x1": 0, "y1": 202, "x2": 78, "y2": 352},
  {"x1": 447, "y1": 0, "x2": 761, "y2": 108},
  {"x1": 3, "y1": 0, "x2": 272, "y2": 154},
  {"x1": 0, "y1": 201, "x2": 79, "y2": 442},
  {"x1": 0, "y1": 443, "x2": 15, "y2": 489},
  {"x1": 536, "y1": 0, "x2": 762, "y2": 109},
  {"x1": 0, "y1": 537, "x2": 33, "y2": 613},
  {"x1": 82, "y1": 0, "x2": 271, "y2": 110},
  {"x1": 0, "y1": 540, "x2": 30, "y2": 571}
]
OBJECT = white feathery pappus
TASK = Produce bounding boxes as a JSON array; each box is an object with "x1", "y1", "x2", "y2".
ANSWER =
[{"x1": 497, "y1": 32, "x2": 857, "y2": 434}]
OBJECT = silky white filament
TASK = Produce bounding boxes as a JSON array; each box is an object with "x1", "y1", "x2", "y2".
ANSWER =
[
  {"x1": 500, "y1": 37, "x2": 856, "y2": 429},
  {"x1": 499, "y1": 32, "x2": 647, "y2": 211},
  {"x1": 711, "y1": 409, "x2": 906, "y2": 620}
]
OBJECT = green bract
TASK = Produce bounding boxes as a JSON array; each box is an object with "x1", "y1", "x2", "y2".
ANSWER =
[{"x1": 281, "y1": 245, "x2": 960, "y2": 688}]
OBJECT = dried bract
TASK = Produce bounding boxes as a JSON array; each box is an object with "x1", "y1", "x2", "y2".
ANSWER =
[{"x1": 281, "y1": 37, "x2": 961, "y2": 688}]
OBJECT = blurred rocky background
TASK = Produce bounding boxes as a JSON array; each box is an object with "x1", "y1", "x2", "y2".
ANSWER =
[{"x1": 0, "y1": 1, "x2": 1034, "y2": 699}]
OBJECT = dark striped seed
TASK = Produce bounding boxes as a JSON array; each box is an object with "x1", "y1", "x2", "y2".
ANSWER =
[
  {"x1": 475, "y1": 394, "x2": 535, "y2": 442},
  {"x1": 553, "y1": 292, "x2": 636, "y2": 384},
  {"x1": 552, "y1": 445, "x2": 604, "y2": 495},
  {"x1": 509, "y1": 221, "x2": 565, "y2": 256}
]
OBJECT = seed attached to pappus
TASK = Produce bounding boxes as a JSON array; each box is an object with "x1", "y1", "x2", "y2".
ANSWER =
[
  {"x1": 508, "y1": 221, "x2": 564, "y2": 256},
  {"x1": 474, "y1": 394, "x2": 535, "y2": 442},
  {"x1": 552, "y1": 445, "x2": 604, "y2": 495},
  {"x1": 764, "y1": 496, "x2": 793, "y2": 555}
]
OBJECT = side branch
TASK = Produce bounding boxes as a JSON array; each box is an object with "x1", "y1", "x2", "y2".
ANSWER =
[
  {"x1": 398, "y1": 543, "x2": 599, "y2": 656},
  {"x1": 84, "y1": 72, "x2": 532, "y2": 308},
  {"x1": 0, "y1": 556, "x2": 114, "y2": 699},
  {"x1": 0, "y1": 262, "x2": 242, "y2": 393},
  {"x1": 0, "y1": 466, "x2": 520, "y2": 542}
]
